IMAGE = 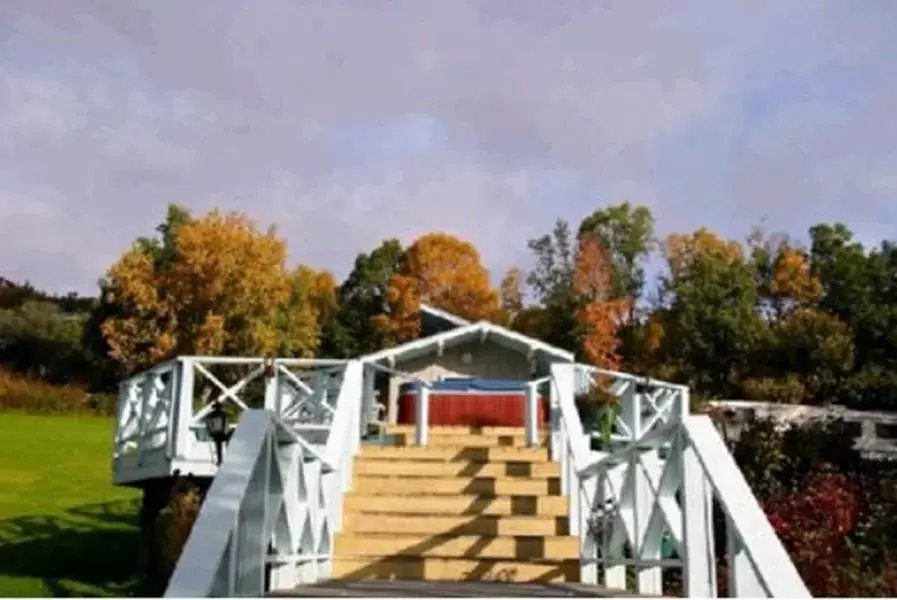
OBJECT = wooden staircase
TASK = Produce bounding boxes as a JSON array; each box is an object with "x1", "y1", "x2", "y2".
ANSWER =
[{"x1": 331, "y1": 425, "x2": 579, "y2": 583}]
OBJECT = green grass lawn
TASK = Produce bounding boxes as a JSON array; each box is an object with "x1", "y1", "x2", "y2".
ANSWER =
[{"x1": 0, "y1": 413, "x2": 141, "y2": 597}]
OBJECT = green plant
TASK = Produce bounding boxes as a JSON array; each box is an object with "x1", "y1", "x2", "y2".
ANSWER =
[{"x1": 576, "y1": 380, "x2": 621, "y2": 449}]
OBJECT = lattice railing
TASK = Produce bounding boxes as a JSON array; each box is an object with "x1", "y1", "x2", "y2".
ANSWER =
[
  {"x1": 114, "y1": 359, "x2": 179, "y2": 461},
  {"x1": 164, "y1": 360, "x2": 364, "y2": 596},
  {"x1": 112, "y1": 356, "x2": 365, "y2": 477},
  {"x1": 548, "y1": 363, "x2": 811, "y2": 598}
]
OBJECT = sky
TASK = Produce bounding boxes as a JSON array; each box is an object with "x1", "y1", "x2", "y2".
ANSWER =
[{"x1": 1, "y1": 0, "x2": 895, "y2": 296}]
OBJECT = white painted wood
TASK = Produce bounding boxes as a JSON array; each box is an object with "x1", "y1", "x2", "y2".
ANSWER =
[
  {"x1": 415, "y1": 385, "x2": 430, "y2": 446},
  {"x1": 682, "y1": 442, "x2": 717, "y2": 597},
  {"x1": 635, "y1": 450, "x2": 663, "y2": 595},
  {"x1": 524, "y1": 381, "x2": 539, "y2": 447},
  {"x1": 684, "y1": 417, "x2": 811, "y2": 597},
  {"x1": 727, "y1": 515, "x2": 767, "y2": 597}
]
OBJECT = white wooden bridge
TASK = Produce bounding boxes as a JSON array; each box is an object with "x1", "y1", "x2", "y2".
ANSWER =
[
  {"x1": 111, "y1": 305, "x2": 809, "y2": 597},
  {"x1": 112, "y1": 354, "x2": 810, "y2": 597}
]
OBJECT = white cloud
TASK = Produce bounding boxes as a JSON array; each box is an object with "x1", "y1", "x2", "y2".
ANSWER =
[{"x1": 0, "y1": 0, "x2": 894, "y2": 295}]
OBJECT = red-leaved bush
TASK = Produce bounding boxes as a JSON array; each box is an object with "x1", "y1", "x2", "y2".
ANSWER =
[{"x1": 764, "y1": 472, "x2": 859, "y2": 595}]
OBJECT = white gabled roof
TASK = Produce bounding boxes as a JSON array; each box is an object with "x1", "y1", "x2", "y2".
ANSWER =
[
  {"x1": 362, "y1": 319, "x2": 575, "y2": 367},
  {"x1": 419, "y1": 302, "x2": 471, "y2": 328}
]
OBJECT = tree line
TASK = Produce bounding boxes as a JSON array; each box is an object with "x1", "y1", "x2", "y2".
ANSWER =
[{"x1": 2, "y1": 202, "x2": 896, "y2": 411}]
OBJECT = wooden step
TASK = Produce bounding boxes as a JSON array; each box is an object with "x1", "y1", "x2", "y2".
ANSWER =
[
  {"x1": 330, "y1": 555, "x2": 579, "y2": 583},
  {"x1": 351, "y1": 474, "x2": 561, "y2": 496},
  {"x1": 353, "y1": 457, "x2": 561, "y2": 478},
  {"x1": 385, "y1": 432, "x2": 547, "y2": 448},
  {"x1": 357, "y1": 445, "x2": 551, "y2": 463},
  {"x1": 343, "y1": 493, "x2": 568, "y2": 517},
  {"x1": 343, "y1": 513, "x2": 570, "y2": 537},
  {"x1": 334, "y1": 533, "x2": 578, "y2": 560},
  {"x1": 383, "y1": 426, "x2": 549, "y2": 448}
]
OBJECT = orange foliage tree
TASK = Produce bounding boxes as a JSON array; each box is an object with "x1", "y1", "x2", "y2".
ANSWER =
[
  {"x1": 770, "y1": 246, "x2": 823, "y2": 307},
  {"x1": 572, "y1": 237, "x2": 630, "y2": 370},
  {"x1": 372, "y1": 233, "x2": 500, "y2": 344},
  {"x1": 663, "y1": 227, "x2": 745, "y2": 278},
  {"x1": 100, "y1": 209, "x2": 327, "y2": 373}
]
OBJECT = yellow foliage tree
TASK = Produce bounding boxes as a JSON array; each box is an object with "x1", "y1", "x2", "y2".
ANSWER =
[
  {"x1": 100, "y1": 209, "x2": 322, "y2": 373},
  {"x1": 662, "y1": 227, "x2": 745, "y2": 276},
  {"x1": 373, "y1": 233, "x2": 500, "y2": 344},
  {"x1": 769, "y1": 246, "x2": 823, "y2": 306}
]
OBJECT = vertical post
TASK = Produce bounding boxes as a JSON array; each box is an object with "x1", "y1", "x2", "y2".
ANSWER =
[
  {"x1": 620, "y1": 380, "x2": 641, "y2": 442},
  {"x1": 264, "y1": 358, "x2": 279, "y2": 414},
  {"x1": 549, "y1": 374, "x2": 562, "y2": 461},
  {"x1": 136, "y1": 371, "x2": 153, "y2": 466},
  {"x1": 635, "y1": 450, "x2": 663, "y2": 595},
  {"x1": 566, "y1": 444, "x2": 580, "y2": 535},
  {"x1": 361, "y1": 365, "x2": 375, "y2": 438},
  {"x1": 524, "y1": 381, "x2": 539, "y2": 447},
  {"x1": 175, "y1": 358, "x2": 195, "y2": 460},
  {"x1": 682, "y1": 440, "x2": 717, "y2": 597},
  {"x1": 415, "y1": 385, "x2": 430, "y2": 446},
  {"x1": 726, "y1": 514, "x2": 765, "y2": 597}
]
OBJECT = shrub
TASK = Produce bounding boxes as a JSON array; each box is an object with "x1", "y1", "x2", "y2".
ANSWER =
[
  {"x1": 0, "y1": 368, "x2": 116, "y2": 415},
  {"x1": 764, "y1": 472, "x2": 860, "y2": 595},
  {"x1": 153, "y1": 478, "x2": 204, "y2": 588}
]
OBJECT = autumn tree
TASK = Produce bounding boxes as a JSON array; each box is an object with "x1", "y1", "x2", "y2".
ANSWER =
[
  {"x1": 658, "y1": 228, "x2": 761, "y2": 396},
  {"x1": 96, "y1": 206, "x2": 323, "y2": 374},
  {"x1": 498, "y1": 267, "x2": 524, "y2": 326},
  {"x1": 372, "y1": 233, "x2": 500, "y2": 345},
  {"x1": 578, "y1": 202, "x2": 655, "y2": 309},
  {"x1": 572, "y1": 237, "x2": 630, "y2": 369}
]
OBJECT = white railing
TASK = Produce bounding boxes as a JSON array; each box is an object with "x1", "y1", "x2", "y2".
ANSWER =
[
  {"x1": 549, "y1": 363, "x2": 811, "y2": 598},
  {"x1": 113, "y1": 356, "x2": 365, "y2": 481},
  {"x1": 164, "y1": 360, "x2": 364, "y2": 596}
]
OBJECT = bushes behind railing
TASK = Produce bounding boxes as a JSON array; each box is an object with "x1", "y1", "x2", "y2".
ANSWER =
[
  {"x1": 0, "y1": 368, "x2": 117, "y2": 416},
  {"x1": 725, "y1": 416, "x2": 897, "y2": 597}
]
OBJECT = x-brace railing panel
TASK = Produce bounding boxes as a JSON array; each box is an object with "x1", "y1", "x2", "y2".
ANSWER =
[
  {"x1": 549, "y1": 363, "x2": 811, "y2": 598},
  {"x1": 113, "y1": 360, "x2": 179, "y2": 462}
]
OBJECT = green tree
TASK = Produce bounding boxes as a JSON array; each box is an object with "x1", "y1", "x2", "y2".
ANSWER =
[
  {"x1": 658, "y1": 228, "x2": 762, "y2": 396},
  {"x1": 523, "y1": 219, "x2": 578, "y2": 352},
  {"x1": 578, "y1": 202, "x2": 655, "y2": 308},
  {"x1": 0, "y1": 301, "x2": 89, "y2": 383},
  {"x1": 320, "y1": 239, "x2": 405, "y2": 357}
]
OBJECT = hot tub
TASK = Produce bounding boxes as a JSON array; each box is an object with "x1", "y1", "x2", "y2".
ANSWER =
[{"x1": 396, "y1": 378, "x2": 546, "y2": 428}]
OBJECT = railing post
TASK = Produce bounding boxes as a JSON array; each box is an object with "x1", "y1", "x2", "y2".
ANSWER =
[
  {"x1": 524, "y1": 381, "x2": 539, "y2": 447},
  {"x1": 415, "y1": 385, "x2": 429, "y2": 446},
  {"x1": 174, "y1": 358, "x2": 195, "y2": 460},
  {"x1": 136, "y1": 371, "x2": 153, "y2": 466},
  {"x1": 549, "y1": 374, "x2": 562, "y2": 461},
  {"x1": 264, "y1": 358, "x2": 279, "y2": 414},
  {"x1": 360, "y1": 365, "x2": 375, "y2": 438},
  {"x1": 682, "y1": 439, "x2": 717, "y2": 597}
]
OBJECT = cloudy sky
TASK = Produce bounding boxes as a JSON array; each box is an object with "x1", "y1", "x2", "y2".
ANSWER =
[{"x1": 1, "y1": 1, "x2": 895, "y2": 296}]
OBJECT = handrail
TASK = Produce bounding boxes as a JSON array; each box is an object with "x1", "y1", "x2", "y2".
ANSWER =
[
  {"x1": 164, "y1": 360, "x2": 365, "y2": 597},
  {"x1": 165, "y1": 410, "x2": 291, "y2": 597},
  {"x1": 547, "y1": 363, "x2": 810, "y2": 597},
  {"x1": 683, "y1": 417, "x2": 810, "y2": 597}
]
